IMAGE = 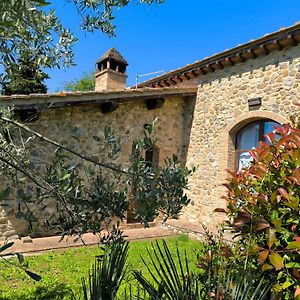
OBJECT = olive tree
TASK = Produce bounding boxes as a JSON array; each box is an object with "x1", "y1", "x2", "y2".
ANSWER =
[
  {"x1": 0, "y1": 0, "x2": 164, "y2": 69},
  {"x1": 0, "y1": 113, "x2": 194, "y2": 238}
]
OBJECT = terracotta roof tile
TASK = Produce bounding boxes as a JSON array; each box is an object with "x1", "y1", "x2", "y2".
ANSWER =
[
  {"x1": 137, "y1": 22, "x2": 300, "y2": 88},
  {"x1": 0, "y1": 87, "x2": 197, "y2": 107},
  {"x1": 96, "y1": 48, "x2": 128, "y2": 65}
]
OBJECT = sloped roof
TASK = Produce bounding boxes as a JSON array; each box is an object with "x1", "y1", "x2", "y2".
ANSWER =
[
  {"x1": 0, "y1": 87, "x2": 197, "y2": 108},
  {"x1": 96, "y1": 48, "x2": 128, "y2": 65},
  {"x1": 137, "y1": 22, "x2": 300, "y2": 88}
]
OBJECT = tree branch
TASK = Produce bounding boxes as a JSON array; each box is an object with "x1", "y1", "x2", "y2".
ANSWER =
[
  {"x1": 0, "y1": 155, "x2": 47, "y2": 190},
  {"x1": 0, "y1": 116, "x2": 130, "y2": 175}
]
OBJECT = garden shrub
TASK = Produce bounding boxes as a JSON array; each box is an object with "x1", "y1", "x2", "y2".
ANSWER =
[
  {"x1": 223, "y1": 123, "x2": 300, "y2": 299},
  {"x1": 132, "y1": 235, "x2": 270, "y2": 299},
  {"x1": 195, "y1": 228, "x2": 271, "y2": 299}
]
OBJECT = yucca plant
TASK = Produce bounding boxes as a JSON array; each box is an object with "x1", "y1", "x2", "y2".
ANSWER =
[
  {"x1": 82, "y1": 241, "x2": 129, "y2": 300},
  {"x1": 200, "y1": 264, "x2": 271, "y2": 300},
  {"x1": 123, "y1": 284, "x2": 150, "y2": 300},
  {"x1": 132, "y1": 239, "x2": 271, "y2": 300},
  {"x1": 132, "y1": 239, "x2": 201, "y2": 300},
  {"x1": 230, "y1": 275, "x2": 271, "y2": 300}
]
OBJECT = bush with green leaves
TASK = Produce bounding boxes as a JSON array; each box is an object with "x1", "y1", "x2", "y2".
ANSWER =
[
  {"x1": 195, "y1": 228, "x2": 271, "y2": 300},
  {"x1": 0, "y1": 115, "x2": 194, "y2": 237},
  {"x1": 62, "y1": 72, "x2": 95, "y2": 92},
  {"x1": 223, "y1": 123, "x2": 300, "y2": 299}
]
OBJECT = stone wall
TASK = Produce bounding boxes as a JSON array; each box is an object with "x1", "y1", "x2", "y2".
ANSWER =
[
  {"x1": 0, "y1": 95, "x2": 195, "y2": 240},
  {"x1": 3, "y1": 42, "x2": 300, "y2": 240},
  {"x1": 182, "y1": 44, "x2": 300, "y2": 229},
  {"x1": 0, "y1": 210, "x2": 19, "y2": 242}
]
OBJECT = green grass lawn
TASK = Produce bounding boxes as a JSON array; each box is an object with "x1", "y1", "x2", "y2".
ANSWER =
[{"x1": 0, "y1": 235, "x2": 202, "y2": 299}]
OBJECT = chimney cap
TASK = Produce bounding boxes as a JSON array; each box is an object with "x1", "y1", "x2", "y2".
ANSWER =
[{"x1": 96, "y1": 48, "x2": 128, "y2": 65}]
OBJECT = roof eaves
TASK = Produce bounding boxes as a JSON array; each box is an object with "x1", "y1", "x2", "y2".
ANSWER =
[
  {"x1": 0, "y1": 87, "x2": 197, "y2": 108},
  {"x1": 137, "y1": 22, "x2": 300, "y2": 88}
]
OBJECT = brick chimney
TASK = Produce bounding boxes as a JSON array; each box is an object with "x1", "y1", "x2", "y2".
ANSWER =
[{"x1": 95, "y1": 48, "x2": 128, "y2": 91}]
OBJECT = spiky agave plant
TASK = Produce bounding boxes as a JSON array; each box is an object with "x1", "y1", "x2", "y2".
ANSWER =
[{"x1": 82, "y1": 241, "x2": 129, "y2": 300}]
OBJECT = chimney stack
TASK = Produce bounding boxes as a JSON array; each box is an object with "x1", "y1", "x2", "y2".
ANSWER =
[{"x1": 95, "y1": 48, "x2": 128, "y2": 91}]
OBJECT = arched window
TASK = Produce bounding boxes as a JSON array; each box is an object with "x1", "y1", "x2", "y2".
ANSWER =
[{"x1": 236, "y1": 119, "x2": 280, "y2": 170}]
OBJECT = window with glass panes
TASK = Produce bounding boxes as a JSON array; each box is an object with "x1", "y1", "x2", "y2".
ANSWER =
[{"x1": 236, "y1": 120, "x2": 280, "y2": 170}]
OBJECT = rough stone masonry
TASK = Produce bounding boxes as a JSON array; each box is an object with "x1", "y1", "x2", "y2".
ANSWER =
[{"x1": 1, "y1": 24, "x2": 300, "y2": 240}]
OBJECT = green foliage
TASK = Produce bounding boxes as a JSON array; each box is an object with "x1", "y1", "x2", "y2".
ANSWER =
[
  {"x1": 202, "y1": 268, "x2": 270, "y2": 300},
  {"x1": 195, "y1": 229, "x2": 271, "y2": 300},
  {"x1": 0, "y1": 0, "x2": 76, "y2": 70},
  {"x1": 0, "y1": 107, "x2": 28, "y2": 176},
  {"x1": 0, "y1": 115, "x2": 194, "y2": 238},
  {"x1": 133, "y1": 239, "x2": 201, "y2": 299},
  {"x1": 1, "y1": 50, "x2": 49, "y2": 95},
  {"x1": 0, "y1": 241, "x2": 41, "y2": 282},
  {"x1": 63, "y1": 72, "x2": 95, "y2": 92},
  {"x1": 129, "y1": 118, "x2": 195, "y2": 226},
  {"x1": 0, "y1": 237, "x2": 200, "y2": 299},
  {"x1": 132, "y1": 235, "x2": 271, "y2": 300},
  {"x1": 0, "y1": 108, "x2": 36, "y2": 234},
  {"x1": 223, "y1": 123, "x2": 300, "y2": 298},
  {"x1": 0, "y1": 0, "x2": 164, "y2": 72},
  {"x1": 82, "y1": 241, "x2": 129, "y2": 300},
  {"x1": 41, "y1": 148, "x2": 128, "y2": 237},
  {"x1": 0, "y1": 108, "x2": 40, "y2": 230}
]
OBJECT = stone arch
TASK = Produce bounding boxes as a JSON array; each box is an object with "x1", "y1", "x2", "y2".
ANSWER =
[
  {"x1": 220, "y1": 111, "x2": 289, "y2": 172},
  {"x1": 226, "y1": 111, "x2": 289, "y2": 136},
  {"x1": 209, "y1": 111, "x2": 290, "y2": 223}
]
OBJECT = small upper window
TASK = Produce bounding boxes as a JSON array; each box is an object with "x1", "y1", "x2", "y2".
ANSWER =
[
  {"x1": 145, "y1": 145, "x2": 159, "y2": 168},
  {"x1": 236, "y1": 120, "x2": 280, "y2": 170},
  {"x1": 15, "y1": 108, "x2": 39, "y2": 123}
]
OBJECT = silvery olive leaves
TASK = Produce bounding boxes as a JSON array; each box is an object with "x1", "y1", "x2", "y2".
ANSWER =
[{"x1": 0, "y1": 113, "x2": 194, "y2": 239}]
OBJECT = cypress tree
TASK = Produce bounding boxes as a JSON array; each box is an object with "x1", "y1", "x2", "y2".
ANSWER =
[{"x1": 1, "y1": 51, "x2": 49, "y2": 95}]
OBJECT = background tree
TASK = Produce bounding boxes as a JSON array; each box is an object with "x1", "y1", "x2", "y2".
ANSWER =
[
  {"x1": 62, "y1": 71, "x2": 95, "y2": 92},
  {"x1": 0, "y1": 0, "x2": 169, "y2": 235},
  {"x1": 1, "y1": 0, "x2": 164, "y2": 94},
  {"x1": 1, "y1": 50, "x2": 49, "y2": 95},
  {"x1": 0, "y1": 0, "x2": 164, "y2": 70},
  {"x1": 0, "y1": 0, "x2": 176, "y2": 285}
]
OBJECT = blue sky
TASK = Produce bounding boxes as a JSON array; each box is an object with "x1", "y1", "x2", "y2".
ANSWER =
[{"x1": 47, "y1": 0, "x2": 300, "y2": 92}]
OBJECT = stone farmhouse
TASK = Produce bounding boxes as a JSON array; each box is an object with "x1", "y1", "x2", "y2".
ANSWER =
[{"x1": 0, "y1": 22, "x2": 300, "y2": 240}]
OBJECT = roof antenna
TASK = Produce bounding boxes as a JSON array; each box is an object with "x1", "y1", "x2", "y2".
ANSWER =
[{"x1": 135, "y1": 70, "x2": 165, "y2": 88}]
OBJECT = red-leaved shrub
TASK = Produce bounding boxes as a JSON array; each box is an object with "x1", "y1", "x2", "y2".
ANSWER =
[{"x1": 223, "y1": 123, "x2": 300, "y2": 299}]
